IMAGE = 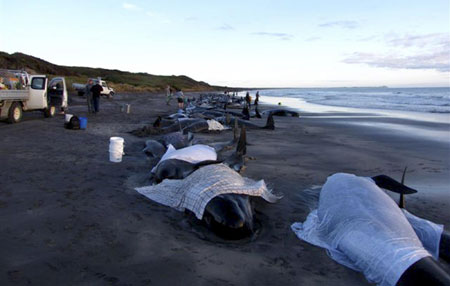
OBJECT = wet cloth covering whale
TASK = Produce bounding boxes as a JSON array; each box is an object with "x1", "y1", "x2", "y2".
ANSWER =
[
  {"x1": 151, "y1": 144, "x2": 217, "y2": 173},
  {"x1": 206, "y1": 119, "x2": 227, "y2": 131},
  {"x1": 136, "y1": 164, "x2": 281, "y2": 219},
  {"x1": 291, "y1": 173, "x2": 443, "y2": 286}
]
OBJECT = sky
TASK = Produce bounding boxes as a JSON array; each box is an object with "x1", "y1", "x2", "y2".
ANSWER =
[{"x1": 1, "y1": 0, "x2": 449, "y2": 87}]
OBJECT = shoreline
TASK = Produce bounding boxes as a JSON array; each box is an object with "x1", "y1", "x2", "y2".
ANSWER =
[
  {"x1": 0, "y1": 92, "x2": 448, "y2": 285},
  {"x1": 259, "y1": 94, "x2": 450, "y2": 124}
]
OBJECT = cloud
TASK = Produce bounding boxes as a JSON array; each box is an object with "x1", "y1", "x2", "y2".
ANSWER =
[
  {"x1": 319, "y1": 20, "x2": 359, "y2": 29},
  {"x1": 343, "y1": 32, "x2": 450, "y2": 72},
  {"x1": 343, "y1": 50, "x2": 450, "y2": 72},
  {"x1": 146, "y1": 11, "x2": 171, "y2": 24},
  {"x1": 252, "y1": 32, "x2": 293, "y2": 40},
  {"x1": 122, "y1": 2, "x2": 139, "y2": 10},
  {"x1": 217, "y1": 24, "x2": 234, "y2": 31},
  {"x1": 386, "y1": 33, "x2": 449, "y2": 48}
]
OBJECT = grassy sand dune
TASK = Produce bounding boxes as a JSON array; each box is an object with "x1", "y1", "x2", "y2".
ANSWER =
[{"x1": 0, "y1": 52, "x2": 222, "y2": 93}]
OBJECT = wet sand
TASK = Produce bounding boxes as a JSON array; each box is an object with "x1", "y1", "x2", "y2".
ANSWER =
[{"x1": 0, "y1": 92, "x2": 449, "y2": 285}]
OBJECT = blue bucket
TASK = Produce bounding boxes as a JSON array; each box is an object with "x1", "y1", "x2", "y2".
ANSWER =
[{"x1": 79, "y1": 117, "x2": 87, "y2": 129}]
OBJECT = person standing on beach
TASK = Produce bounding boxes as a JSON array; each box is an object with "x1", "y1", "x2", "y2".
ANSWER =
[
  {"x1": 85, "y1": 79, "x2": 94, "y2": 113},
  {"x1": 175, "y1": 88, "x2": 185, "y2": 110},
  {"x1": 254, "y1": 91, "x2": 260, "y2": 107},
  {"x1": 166, "y1": 85, "x2": 173, "y2": 105},
  {"x1": 90, "y1": 82, "x2": 103, "y2": 113},
  {"x1": 245, "y1": 92, "x2": 251, "y2": 108}
]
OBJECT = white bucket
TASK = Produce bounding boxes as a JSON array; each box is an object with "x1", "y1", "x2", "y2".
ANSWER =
[
  {"x1": 109, "y1": 137, "x2": 124, "y2": 163},
  {"x1": 65, "y1": 114, "x2": 73, "y2": 122},
  {"x1": 109, "y1": 151, "x2": 123, "y2": 163},
  {"x1": 110, "y1": 137, "x2": 124, "y2": 145}
]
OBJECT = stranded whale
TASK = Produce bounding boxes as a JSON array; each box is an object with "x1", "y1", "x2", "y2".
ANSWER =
[{"x1": 292, "y1": 173, "x2": 450, "y2": 286}]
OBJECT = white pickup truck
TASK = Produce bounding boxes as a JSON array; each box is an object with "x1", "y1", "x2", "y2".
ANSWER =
[
  {"x1": 0, "y1": 74, "x2": 68, "y2": 123},
  {"x1": 73, "y1": 78, "x2": 115, "y2": 98}
]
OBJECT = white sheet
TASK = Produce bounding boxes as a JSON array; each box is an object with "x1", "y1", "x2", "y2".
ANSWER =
[
  {"x1": 151, "y1": 144, "x2": 217, "y2": 173},
  {"x1": 207, "y1": 119, "x2": 227, "y2": 131}
]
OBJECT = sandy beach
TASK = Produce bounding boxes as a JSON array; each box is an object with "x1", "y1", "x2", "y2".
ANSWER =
[{"x1": 0, "y1": 92, "x2": 449, "y2": 285}]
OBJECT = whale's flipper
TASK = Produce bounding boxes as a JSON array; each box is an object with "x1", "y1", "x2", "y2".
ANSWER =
[
  {"x1": 371, "y1": 174, "x2": 418, "y2": 194},
  {"x1": 264, "y1": 113, "x2": 275, "y2": 130}
]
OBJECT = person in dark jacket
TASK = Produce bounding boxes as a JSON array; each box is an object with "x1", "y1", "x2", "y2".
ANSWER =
[
  {"x1": 90, "y1": 82, "x2": 103, "y2": 113},
  {"x1": 245, "y1": 91, "x2": 251, "y2": 108}
]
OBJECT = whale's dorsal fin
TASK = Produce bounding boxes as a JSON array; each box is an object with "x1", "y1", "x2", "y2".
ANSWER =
[
  {"x1": 177, "y1": 119, "x2": 183, "y2": 132},
  {"x1": 255, "y1": 106, "x2": 262, "y2": 118},
  {"x1": 233, "y1": 118, "x2": 238, "y2": 141},
  {"x1": 236, "y1": 125, "x2": 247, "y2": 155},
  {"x1": 187, "y1": 132, "x2": 194, "y2": 144},
  {"x1": 264, "y1": 113, "x2": 275, "y2": 130},
  {"x1": 399, "y1": 167, "x2": 407, "y2": 208}
]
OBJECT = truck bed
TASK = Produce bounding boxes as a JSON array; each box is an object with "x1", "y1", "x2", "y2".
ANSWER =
[
  {"x1": 0, "y1": 90, "x2": 29, "y2": 101},
  {"x1": 72, "y1": 83, "x2": 86, "y2": 91}
]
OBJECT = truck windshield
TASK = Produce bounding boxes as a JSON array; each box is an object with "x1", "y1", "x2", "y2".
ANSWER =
[{"x1": 31, "y1": 78, "x2": 46, "y2": 90}]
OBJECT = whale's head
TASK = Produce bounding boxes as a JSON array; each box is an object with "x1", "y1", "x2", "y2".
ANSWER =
[{"x1": 203, "y1": 194, "x2": 254, "y2": 240}]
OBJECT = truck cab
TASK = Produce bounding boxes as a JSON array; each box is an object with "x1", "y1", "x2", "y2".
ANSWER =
[
  {"x1": 0, "y1": 74, "x2": 68, "y2": 123},
  {"x1": 48, "y1": 77, "x2": 68, "y2": 110}
]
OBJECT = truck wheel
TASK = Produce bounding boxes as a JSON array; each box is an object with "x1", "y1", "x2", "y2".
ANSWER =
[
  {"x1": 8, "y1": 102, "x2": 23, "y2": 123},
  {"x1": 108, "y1": 92, "x2": 114, "y2": 99},
  {"x1": 44, "y1": 105, "x2": 56, "y2": 118}
]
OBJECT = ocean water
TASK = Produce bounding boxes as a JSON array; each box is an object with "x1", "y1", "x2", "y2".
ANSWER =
[
  {"x1": 258, "y1": 87, "x2": 450, "y2": 113},
  {"x1": 240, "y1": 87, "x2": 450, "y2": 124},
  {"x1": 246, "y1": 88, "x2": 450, "y2": 195}
]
